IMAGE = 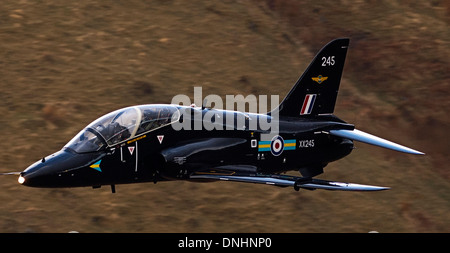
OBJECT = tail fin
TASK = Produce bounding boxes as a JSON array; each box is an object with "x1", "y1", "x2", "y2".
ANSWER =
[{"x1": 275, "y1": 38, "x2": 349, "y2": 117}]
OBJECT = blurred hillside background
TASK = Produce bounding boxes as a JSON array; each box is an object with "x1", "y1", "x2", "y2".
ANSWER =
[{"x1": 0, "y1": 0, "x2": 448, "y2": 232}]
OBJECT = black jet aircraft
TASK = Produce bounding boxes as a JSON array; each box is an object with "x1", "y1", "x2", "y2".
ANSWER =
[{"x1": 2, "y1": 38, "x2": 424, "y2": 193}]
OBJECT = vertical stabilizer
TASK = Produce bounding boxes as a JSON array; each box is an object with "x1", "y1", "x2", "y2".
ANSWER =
[{"x1": 276, "y1": 38, "x2": 349, "y2": 117}]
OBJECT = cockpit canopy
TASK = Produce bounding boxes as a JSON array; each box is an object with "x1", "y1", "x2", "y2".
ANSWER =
[{"x1": 66, "y1": 104, "x2": 180, "y2": 153}]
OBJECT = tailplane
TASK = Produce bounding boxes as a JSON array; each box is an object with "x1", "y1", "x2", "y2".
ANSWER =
[{"x1": 275, "y1": 38, "x2": 349, "y2": 117}]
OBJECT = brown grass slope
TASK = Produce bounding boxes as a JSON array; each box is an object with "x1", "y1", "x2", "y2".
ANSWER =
[{"x1": 0, "y1": 0, "x2": 448, "y2": 232}]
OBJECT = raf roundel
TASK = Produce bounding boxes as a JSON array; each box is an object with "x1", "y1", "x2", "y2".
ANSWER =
[{"x1": 270, "y1": 135, "x2": 285, "y2": 156}]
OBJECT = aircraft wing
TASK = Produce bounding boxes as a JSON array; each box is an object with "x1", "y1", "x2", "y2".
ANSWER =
[{"x1": 189, "y1": 173, "x2": 389, "y2": 191}]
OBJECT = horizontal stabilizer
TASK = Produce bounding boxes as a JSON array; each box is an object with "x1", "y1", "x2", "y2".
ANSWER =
[
  {"x1": 329, "y1": 129, "x2": 424, "y2": 155},
  {"x1": 190, "y1": 173, "x2": 389, "y2": 191}
]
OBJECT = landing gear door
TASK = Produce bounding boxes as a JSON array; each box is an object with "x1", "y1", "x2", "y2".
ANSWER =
[{"x1": 120, "y1": 142, "x2": 138, "y2": 173}]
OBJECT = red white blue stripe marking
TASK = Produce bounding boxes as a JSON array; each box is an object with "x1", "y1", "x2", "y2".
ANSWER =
[
  {"x1": 258, "y1": 137, "x2": 296, "y2": 156},
  {"x1": 300, "y1": 94, "x2": 316, "y2": 115}
]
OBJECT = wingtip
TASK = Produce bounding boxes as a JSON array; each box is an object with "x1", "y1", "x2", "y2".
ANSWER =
[{"x1": 343, "y1": 183, "x2": 391, "y2": 191}]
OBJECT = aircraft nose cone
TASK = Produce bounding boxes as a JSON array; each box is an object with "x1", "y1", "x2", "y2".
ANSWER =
[
  {"x1": 20, "y1": 169, "x2": 47, "y2": 187},
  {"x1": 21, "y1": 149, "x2": 104, "y2": 187},
  {"x1": 20, "y1": 152, "x2": 64, "y2": 187}
]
